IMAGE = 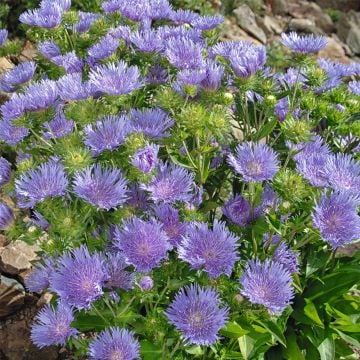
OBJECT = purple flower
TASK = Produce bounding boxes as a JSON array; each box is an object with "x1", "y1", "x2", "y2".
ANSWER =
[
  {"x1": 0, "y1": 203, "x2": 14, "y2": 230},
  {"x1": 57, "y1": 72, "x2": 89, "y2": 101},
  {"x1": 0, "y1": 29, "x2": 8, "y2": 47},
  {"x1": 276, "y1": 67, "x2": 305, "y2": 88},
  {"x1": 0, "y1": 157, "x2": 11, "y2": 187},
  {"x1": 230, "y1": 45, "x2": 266, "y2": 78},
  {"x1": 113, "y1": 217, "x2": 171, "y2": 272},
  {"x1": 73, "y1": 165, "x2": 128, "y2": 210},
  {"x1": 335, "y1": 104, "x2": 346, "y2": 112},
  {"x1": 324, "y1": 154, "x2": 360, "y2": 199},
  {"x1": 165, "y1": 284, "x2": 229, "y2": 345},
  {"x1": 317, "y1": 59, "x2": 352, "y2": 78},
  {"x1": 272, "y1": 243, "x2": 300, "y2": 274},
  {"x1": 153, "y1": 204, "x2": 186, "y2": 247},
  {"x1": 130, "y1": 29, "x2": 163, "y2": 53},
  {"x1": 0, "y1": 94, "x2": 26, "y2": 121},
  {"x1": 158, "y1": 25, "x2": 203, "y2": 44},
  {"x1": 280, "y1": 32, "x2": 327, "y2": 53},
  {"x1": 22, "y1": 80, "x2": 58, "y2": 112},
  {"x1": 108, "y1": 25, "x2": 132, "y2": 44},
  {"x1": 210, "y1": 40, "x2": 253, "y2": 59},
  {"x1": 88, "y1": 35, "x2": 119, "y2": 61},
  {"x1": 129, "y1": 108, "x2": 174, "y2": 139},
  {"x1": 191, "y1": 15, "x2": 224, "y2": 31},
  {"x1": 104, "y1": 253, "x2": 135, "y2": 291},
  {"x1": 169, "y1": 9, "x2": 199, "y2": 25},
  {"x1": 0, "y1": 119, "x2": 29, "y2": 145},
  {"x1": 316, "y1": 76, "x2": 342, "y2": 94},
  {"x1": 84, "y1": 115, "x2": 129, "y2": 155},
  {"x1": 165, "y1": 37, "x2": 204, "y2": 69},
  {"x1": 15, "y1": 160, "x2": 68, "y2": 208},
  {"x1": 42, "y1": 111, "x2": 74, "y2": 139},
  {"x1": 146, "y1": 64, "x2": 169, "y2": 85},
  {"x1": 138, "y1": 276, "x2": 154, "y2": 291},
  {"x1": 0, "y1": 61, "x2": 36, "y2": 92},
  {"x1": 240, "y1": 259, "x2": 294, "y2": 315},
  {"x1": 51, "y1": 51, "x2": 84, "y2": 74},
  {"x1": 31, "y1": 302, "x2": 78, "y2": 348},
  {"x1": 179, "y1": 221, "x2": 239, "y2": 278},
  {"x1": 274, "y1": 97, "x2": 289, "y2": 121},
  {"x1": 142, "y1": 162, "x2": 194, "y2": 203},
  {"x1": 89, "y1": 61, "x2": 143, "y2": 96},
  {"x1": 38, "y1": 41, "x2": 61, "y2": 59},
  {"x1": 19, "y1": 3, "x2": 63, "y2": 29},
  {"x1": 74, "y1": 12, "x2": 101, "y2": 33},
  {"x1": 131, "y1": 144, "x2": 159, "y2": 174},
  {"x1": 50, "y1": 246, "x2": 108, "y2": 309},
  {"x1": 349, "y1": 80, "x2": 360, "y2": 96},
  {"x1": 146, "y1": 0, "x2": 172, "y2": 20},
  {"x1": 126, "y1": 184, "x2": 149, "y2": 210},
  {"x1": 201, "y1": 60, "x2": 224, "y2": 91},
  {"x1": 25, "y1": 257, "x2": 55, "y2": 293},
  {"x1": 30, "y1": 210, "x2": 50, "y2": 231},
  {"x1": 312, "y1": 192, "x2": 360, "y2": 249},
  {"x1": 88, "y1": 327, "x2": 140, "y2": 360},
  {"x1": 118, "y1": 0, "x2": 149, "y2": 22},
  {"x1": 223, "y1": 195, "x2": 252, "y2": 227},
  {"x1": 228, "y1": 142, "x2": 280, "y2": 182},
  {"x1": 101, "y1": 0, "x2": 121, "y2": 13}
]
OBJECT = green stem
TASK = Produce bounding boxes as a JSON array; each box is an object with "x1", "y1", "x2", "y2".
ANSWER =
[
  {"x1": 169, "y1": 339, "x2": 182, "y2": 358},
  {"x1": 117, "y1": 296, "x2": 136, "y2": 317}
]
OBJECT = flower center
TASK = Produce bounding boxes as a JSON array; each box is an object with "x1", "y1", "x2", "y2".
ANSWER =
[
  {"x1": 188, "y1": 312, "x2": 204, "y2": 329},
  {"x1": 110, "y1": 351, "x2": 124, "y2": 360},
  {"x1": 247, "y1": 161, "x2": 262, "y2": 176}
]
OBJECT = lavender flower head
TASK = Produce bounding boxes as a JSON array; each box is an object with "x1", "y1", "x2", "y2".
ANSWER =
[
  {"x1": 0, "y1": 157, "x2": 11, "y2": 187},
  {"x1": 113, "y1": 217, "x2": 171, "y2": 272},
  {"x1": 31, "y1": 302, "x2": 78, "y2": 348},
  {"x1": 84, "y1": 115, "x2": 130, "y2": 155},
  {"x1": 280, "y1": 32, "x2": 327, "y2": 53},
  {"x1": 104, "y1": 253, "x2": 135, "y2": 291},
  {"x1": 178, "y1": 221, "x2": 239, "y2": 278},
  {"x1": 0, "y1": 29, "x2": 8, "y2": 47},
  {"x1": 223, "y1": 195, "x2": 252, "y2": 227},
  {"x1": 25, "y1": 257, "x2": 56, "y2": 293},
  {"x1": 169, "y1": 9, "x2": 199, "y2": 25},
  {"x1": 57, "y1": 72, "x2": 89, "y2": 101},
  {"x1": 0, "y1": 94, "x2": 26, "y2": 121},
  {"x1": 129, "y1": 108, "x2": 174, "y2": 139},
  {"x1": 191, "y1": 15, "x2": 224, "y2": 31},
  {"x1": 19, "y1": 3, "x2": 63, "y2": 29},
  {"x1": 153, "y1": 204, "x2": 187, "y2": 247},
  {"x1": 0, "y1": 61, "x2": 36, "y2": 92},
  {"x1": 312, "y1": 192, "x2": 360, "y2": 248},
  {"x1": 0, "y1": 203, "x2": 14, "y2": 230},
  {"x1": 74, "y1": 11, "x2": 101, "y2": 33},
  {"x1": 228, "y1": 142, "x2": 280, "y2": 182},
  {"x1": 130, "y1": 29, "x2": 163, "y2": 53},
  {"x1": 324, "y1": 154, "x2": 360, "y2": 199},
  {"x1": 50, "y1": 245, "x2": 108, "y2": 309},
  {"x1": 165, "y1": 37, "x2": 204, "y2": 69},
  {"x1": 142, "y1": 162, "x2": 195, "y2": 203},
  {"x1": 240, "y1": 259, "x2": 294, "y2": 315},
  {"x1": 42, "y1": 111, "x2": 74, "y2": 139},
  {"x1": 0, "y1": 119, "x2": 29, "y2": 145},
  {"x1": 15, "y1": 160, "x2": 68, "y2": 208},
  {"x1": 89, "y1": 61, "x2": 143, "y2": 96},
  {"x1": 131, "y1": 143, "x2": 159, "y2": 174},
  {"x1": 73, "y1": 165, "x2": 128, "y2": 210},
  {"x1": 38, "y1": 41, "x2": 61, "y2": 59},
  {"x1": 138, "y1": 276, "x2": 154, "y2": 291},
  {"x1": 230, "y1": 45, "x2": 266, "y2": 78},
  {"x1": 88, "y1": 35, "x2": 119, "y2": 61},
  {"x1": 272, "y1": 243, "x2": 300, "y2": 274},
  {"x1": 51, "y1": 51, "x2": 84, "y2": 74},
  {"x1": 349, "y1": 80, "x2": 360, "y2": 96},
  {"x1": 22, "y1": 80, "x2": 58, "y2": 112},
  {"x1": 165, "y1": 284, "x2": 229, "y2": 345},
  {"x1": 146, "y1": 64, "x2": 169, "y2": 85},
  {"x1": 88, "y1": 327, "x2": 140, "y2": 360}
]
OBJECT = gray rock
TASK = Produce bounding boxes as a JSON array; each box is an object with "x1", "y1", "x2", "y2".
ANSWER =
[
  {"x1": 0, "y1": 240, "x2": 40, "y2": 275},
  {"x1": 271, "y1": 0, "x2": 289, "y2": 15},
  {"x1": 287, "y1": 18, "x2": 324, "y2": 35},
  {"x1": 259, "y1": 15, "x2": 284, "y2": 35},
  {"x1": 337, "y1": 11, "x2": 360, "y2": 55},
  {"x1": 0, "y1": 275, "x2": 25, "y2": 318},
  {"x1": 234, "y1": 4, "x2": 267, "y2": 44},
  {"x1": 314, "y1": 0, "x2": 360, "y2": 12}
]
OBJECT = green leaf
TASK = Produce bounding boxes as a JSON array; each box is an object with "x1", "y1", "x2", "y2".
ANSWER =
[
  {"x1": 284, "y1": 330, "x2": 305, "y2": 360},
  {"x1": 221, "y1": 322, "x2": 249, "y2": 339},
  {"x1": 318, "y1": 337, "x2": 335, "y2": 360},
  {"x1": 334, "y1": 329, "x2": 360, "y2": 349},
  {"x1": 304, "y1": 265, "x2": 360, "y2": 304},
  {"x1": 185, "y1": 345, "x2": 204, "y2": 355},
  {"x1": 71, "y1": 314, "x2": 108, "y2": 331},
  {"x1": 140, "y1": 340, "x2": 163, "y2": 360},
  {"x1": 238, "y1": 334, "x2": 256, "y2": 360},
  {"x1": 304, "y1": 299, "x2": 324, "y2": 327},
  {"x1": 255, "y1": 319, "x2": 287, "y2": 347},
  {"x1": 253, "y1": 117, "x2": 278, "y2": 141}
]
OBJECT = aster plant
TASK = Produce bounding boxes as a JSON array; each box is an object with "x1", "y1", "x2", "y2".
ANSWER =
[{"x1": 0, "y1": 0, "x2": 359, "y2": 359}]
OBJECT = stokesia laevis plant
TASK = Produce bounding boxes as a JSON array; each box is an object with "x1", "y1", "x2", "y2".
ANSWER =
[{"x1": 0, "y1": 0, "x2": 359, "y2": 358}]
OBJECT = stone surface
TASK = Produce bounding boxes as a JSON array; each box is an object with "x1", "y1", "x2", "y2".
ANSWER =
[
  {"x1": 0, "y1": 57, "x2": 13, "y2": 74},
  {"x1": 337, "y1": 11, "x2": 360, "y2": 55},
  {"x1": 36, "y1": 292, "x2": 53, "y2": 307},
  {"x1": 0, "y1": 275, "x2": 25, "y2": 318},
  {"x1": 222, "y1": 18, "x2": 262, "y2": 44},
  {"x1": 234, "y1": 4, "x2": 267, "y2": 43},
  {"x1": 271, "y1": 0, "x2": 289, "y2": 15},
  {"x1": 259, "y1": 15, "x2": 284, "y2": 35},
  {"x1": 288, "y1": 1, "x2": 335, "y2": 34},
  {"x1": 19, "y1": 40, "x2": 37, "y2": 62},
  {"x1": 318, "y1": 35, "x2": 350, "y2": 63},
  {"x1": 0, "y1": 240, "x2": 40, "y2": 275},
  {"x1": 314, "y1": 0, "x2": 360, "y2": 12},
  {"x1": 0, "y1": 235, "x2": 9, "y2": 248},
  {"x1": 287, "y1": 18, "x2": 324, "y2": 35}
]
